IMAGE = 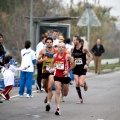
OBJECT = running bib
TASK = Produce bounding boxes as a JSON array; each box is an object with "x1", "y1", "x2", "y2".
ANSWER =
[
  {"x1": 56, "y1": 62, "x2": 64, "y2": 70},
  {"x1": 75, "y1": 58, "x2": 83, "y2": 65},
  {"x1": 46, "y1": 62, "x2": 50, "y2": 71}
]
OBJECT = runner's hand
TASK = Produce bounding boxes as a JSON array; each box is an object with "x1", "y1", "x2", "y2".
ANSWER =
[
  {"x1": 43, "y1": 56, "x2": 48, "y2": 61},
  {"x1": 63, "y1": 70, "x2": 68, "y2": 76},
  {"x1": 84, "y1": 64, "x2": 88, "y2": 69},
  {"x1": 50, "y1": 68, "x2": 54, "y2": 73}
]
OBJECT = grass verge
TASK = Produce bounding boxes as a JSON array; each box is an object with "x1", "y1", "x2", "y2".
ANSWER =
[{"x1": 89, "y1": 62, "x2": 120, "y2": 70}]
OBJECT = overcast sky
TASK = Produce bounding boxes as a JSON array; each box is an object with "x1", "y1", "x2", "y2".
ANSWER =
[{"x1": 64, "y1": 0, "x2": 120, "y2": 18}]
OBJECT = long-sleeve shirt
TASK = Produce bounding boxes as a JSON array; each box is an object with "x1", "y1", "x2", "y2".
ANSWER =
[
  {"x1": 36, "y1": 42, "x2": 45, "y2": 59},
  {"x1": 21, "y1": 48, "x2": 36, "y2": 72}
]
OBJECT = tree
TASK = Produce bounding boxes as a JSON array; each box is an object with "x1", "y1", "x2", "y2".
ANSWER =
[{"x1": 0, "y1": 0, "x2": 65, "y2": 61}]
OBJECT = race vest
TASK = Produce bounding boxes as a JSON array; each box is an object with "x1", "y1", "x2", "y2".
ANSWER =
[{"x1": 42, "y1": 49, "x2": 56, "y2": 73}]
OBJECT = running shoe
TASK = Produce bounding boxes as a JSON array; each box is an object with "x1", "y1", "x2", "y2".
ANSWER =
[
  {"x1": 76, "y1": 99, "x2": 83, "y2": 104},
  {"x1": 46, "y1": 104, "x2": 51, "y2": 111},
  {"x1": 55, "y1": 108, "x2": 61, "y2": 115},
  {"x1": 84, "y1": 83, "x2": 88, "y2": 91}
]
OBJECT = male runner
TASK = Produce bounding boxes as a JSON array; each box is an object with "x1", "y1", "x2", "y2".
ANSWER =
[
  {"x1": 72, "y1": 36, "x2": 93, "y2": 103},
  {"x1": 50, "y1": 42, "x2": 75, "y2": 115},
  {"x1": 37, "y1": 37, "x2": 56, "y2": 111}
]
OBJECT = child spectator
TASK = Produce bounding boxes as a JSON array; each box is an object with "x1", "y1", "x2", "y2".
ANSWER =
[{"x1": 0, "y1": 55, "x2": 27, "y2": 101}]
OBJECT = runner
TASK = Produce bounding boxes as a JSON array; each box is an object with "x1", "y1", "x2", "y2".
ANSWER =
[
  {"x1": 72, "y1": 36, "x2": 93, "y2": 103},
  {"x1": 37, "y1": 37, "x2": 56, "y2": 111},
  {"x1": 50, "y1": 42, "x2": 75, "y2": 115}
]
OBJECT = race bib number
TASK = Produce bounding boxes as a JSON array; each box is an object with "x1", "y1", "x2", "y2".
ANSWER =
[
  {"x1": 56, "y1": 62, "x2": 64, "y2": 70},
  {"x1": 75, "y1": 58, "x2": 83, "y2": 65}
]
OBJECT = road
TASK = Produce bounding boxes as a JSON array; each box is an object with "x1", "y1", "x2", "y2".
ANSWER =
[{"x1": 0, "y1": 71, "x2": 120, "y2": 120}]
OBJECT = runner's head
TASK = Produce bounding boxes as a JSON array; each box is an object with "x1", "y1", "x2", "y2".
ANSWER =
[
  {"x1": 58, "y1": 42, "x2": 66, "y2": 54},
  {"x1": 74, "y1": 36, "x2": 82, "y2": 46},
  {"x1": 45, "y1": 37, "x2": 53, "y2": 48}
]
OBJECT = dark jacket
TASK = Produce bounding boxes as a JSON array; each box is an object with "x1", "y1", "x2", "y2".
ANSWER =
[
  {"x1": 0, "y1": 43, "x2": 6, "y2": 66},
  {"x1": 91, "y1": 44, "x2": 105, "y2": 56},
  {"x1": 0, "y1": 43, "x2": 6, "y2": 56}
]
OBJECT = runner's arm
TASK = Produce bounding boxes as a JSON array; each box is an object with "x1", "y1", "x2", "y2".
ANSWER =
[
  {"x1": 83, "y1": 47, "x2": 93, "y2": 66},
  {"x1": 66, "y1": 54, "x2": 76, "y2": 73},
  {"x1": 50, "y1": 54, "x2": 56, "y2": 69},
  {"x1": 37, "y1": 49, "x2": 47, "y2": 63}
]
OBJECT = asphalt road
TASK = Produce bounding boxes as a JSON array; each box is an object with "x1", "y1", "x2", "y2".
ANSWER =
[{"x1": 0, "y1": 71, "x2": 120, "y2": 120}]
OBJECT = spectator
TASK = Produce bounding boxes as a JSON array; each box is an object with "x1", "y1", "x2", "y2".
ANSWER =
[
  {"x1": 52, "y1": 29, "x2": 59, "y2": 47},
  {"x1": 91, "y1": 39, "x2": 105, "y2": 74},
  {"x1": 58, "y1": 35, "x2": 64, "y2": 43},
  {"x1": 0, "y1": 34, "x2": 6, "y2": 66},
  {"x1": 0, "y1": 55, "x2": 27, "y2": 101},
  {"x1": 36, "y1": 36, "x2": 47, "y2": 92},
  {"x1": 19, "y1": 41, "x2": 36, "y2": 98},
  {"x1": 64, "y1": 38, "x2": 74, "y2": 85},
  {"x1": 64, "y1": 38, "x2": 73, "y2": 53}
]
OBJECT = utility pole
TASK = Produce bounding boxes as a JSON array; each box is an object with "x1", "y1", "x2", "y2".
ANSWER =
[
  {"x1": 30, "y1": 0, "x2": 33, "y2": 49},
  {"x1": 87, "y1": 6, "x2": 91, "y2": 51},
  {"x1": 77, "y1": 2, "x2": 101, "y2": 51}
]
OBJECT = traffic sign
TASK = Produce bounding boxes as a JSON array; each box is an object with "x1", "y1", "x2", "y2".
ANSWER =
[{"x1": 77, "y1": 7, "x2": 101, "y2": 26}]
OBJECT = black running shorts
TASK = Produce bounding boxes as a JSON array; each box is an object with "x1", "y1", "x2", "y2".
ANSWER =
[
  {"x1": 54, "y1": 76, "x2": 71, "y2": 84},
  {"x1": 72, "y1": 67, "x2": 87, "y2": 76},
  {"x1": 41, "y1": 73, "x2": 53, "y2": 79}
]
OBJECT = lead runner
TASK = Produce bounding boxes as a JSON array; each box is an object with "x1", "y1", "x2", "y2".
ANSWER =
[{"x1": 50, "y1": 42, "x2": 76, "y2": 115}]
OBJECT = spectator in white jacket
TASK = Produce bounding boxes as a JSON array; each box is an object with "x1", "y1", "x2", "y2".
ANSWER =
[{"x1": 19, "y1": 41, "x2": 36, "y2": 98}]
